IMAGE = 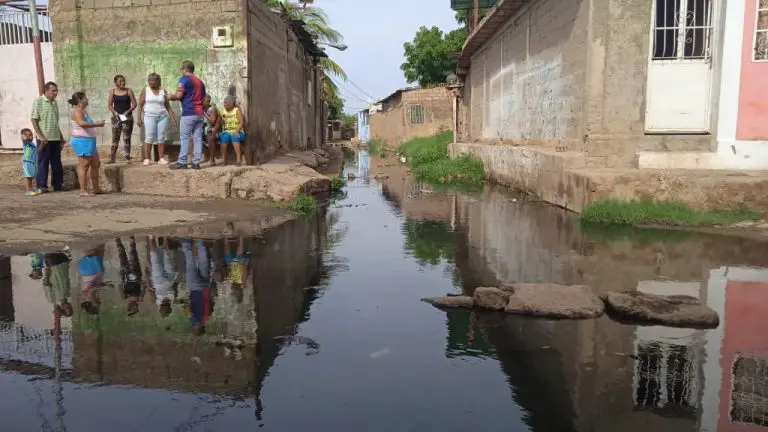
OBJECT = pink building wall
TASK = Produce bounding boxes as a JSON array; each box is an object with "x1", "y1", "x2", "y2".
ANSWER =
[
  {"x1": 737, "y1": 0, "x2": 768, "y2": 141},
  {"x1": 718, "y1": 280, "x2": 768, "y2": 431}
]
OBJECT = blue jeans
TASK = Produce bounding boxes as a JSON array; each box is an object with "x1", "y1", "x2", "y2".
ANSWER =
[
  {"x1": 179, "y1": 115, "x2": 204, "y2": 165},
  {"x1": 36, "y1": 140, "x2": 63, "y2": 191},
  {"x1": 182, "y1": 240, "x2": 209, "y2": 293}
]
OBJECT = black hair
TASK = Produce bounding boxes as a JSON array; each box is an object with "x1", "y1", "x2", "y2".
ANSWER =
[
  {"x1": 20, "y1": 128, "x2": 32, "y2": 135},
  {"x1": 181, "y1": 60, "x2": 195, "y2": 73},
  {"x1": 113, "y1": 74, "x2": 125, "y2": 84},
  {"x1": 67, "y1": 91, "x2": 86, "y2": 106},
  {"x1": 147, "y1": 72, "x2": 160, "y2": 80},
  {"x1": 44, "y1": 81, "x2": 57, "y2": 90}
]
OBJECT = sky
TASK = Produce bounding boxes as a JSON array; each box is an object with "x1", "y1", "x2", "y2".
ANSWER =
[{"x1": 317, "y1": 0, "x2": 460, "y2": 113}]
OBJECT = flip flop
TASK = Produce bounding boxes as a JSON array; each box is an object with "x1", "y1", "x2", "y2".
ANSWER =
[{"x1": 79, "y1": 192, "x2": 95, "y2": 197}]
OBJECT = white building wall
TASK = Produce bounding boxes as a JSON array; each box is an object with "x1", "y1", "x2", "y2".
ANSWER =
[{"x1": 0, "y1": 42, "x2": 55, "y2": 149}]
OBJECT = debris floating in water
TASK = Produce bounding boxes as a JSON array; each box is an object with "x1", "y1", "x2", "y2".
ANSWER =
[{"x1": 369, "y1": 348, "x2": 391, "y2": 359}]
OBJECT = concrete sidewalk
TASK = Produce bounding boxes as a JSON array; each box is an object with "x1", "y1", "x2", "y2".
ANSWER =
[
  {"x1": 450, "y1": 143, "x2": 768, "y2": 213},
  {"x1": 0, "y1": 149, "x2": 333, "y2": 202}
]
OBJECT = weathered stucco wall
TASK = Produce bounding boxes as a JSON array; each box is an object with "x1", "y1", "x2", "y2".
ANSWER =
[
  {"x1": 370, "y1": 87, "x2": 453, "y2": 148},
  {"x1": 468, "y1": 0, "x2": 589, "y2": 148},
  {"x1": 246, "y1": 0, "x2": 324, "y2": 163},
  {"x1": 50, "y1": 0, "x2": 246, "y2": 154},
  {"x1": 462, "y1": 0, "x2": 712, "y2": 167},
  {"x1": 0, "y1": 43, "x2": 55, "y2": 149}
]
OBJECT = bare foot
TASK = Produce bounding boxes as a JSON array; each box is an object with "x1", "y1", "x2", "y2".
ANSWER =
[{"x1": 79, "y1": 192, "x2": 94, "y2": 197}]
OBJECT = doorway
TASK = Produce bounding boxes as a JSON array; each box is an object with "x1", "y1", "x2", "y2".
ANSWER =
[{"x1": 645, "y1": 0, "x2": 715, "y2": 133}]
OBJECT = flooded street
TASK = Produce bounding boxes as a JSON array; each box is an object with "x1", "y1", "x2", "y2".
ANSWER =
[{"x1": 2, "y1": 149, "x2": 768, "y2": 431}]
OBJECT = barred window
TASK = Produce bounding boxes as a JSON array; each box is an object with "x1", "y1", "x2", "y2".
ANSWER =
[
  {"x1": 755, "y1": 0, "x2": 768, "y2": 60},
  {"x1": 409, "y1": 105, "x2": 425, "y2": 124},
  {"x1": 731, "y1": 355, "x2": 768, "y2": 426}
]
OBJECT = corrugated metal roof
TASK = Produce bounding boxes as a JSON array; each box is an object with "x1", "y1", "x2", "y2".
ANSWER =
[{"x1": 457, "y1": 0, "x2": 529, "y2": 69}]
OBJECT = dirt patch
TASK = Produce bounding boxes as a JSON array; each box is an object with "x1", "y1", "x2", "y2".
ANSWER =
[{"x1": 0, "y1": 186, "x2": 292, "y2": 254}]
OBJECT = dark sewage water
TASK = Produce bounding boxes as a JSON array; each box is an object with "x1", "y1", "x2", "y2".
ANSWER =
[{"x1": 2, "y1": 149, "x2": 768, "y2": 431}]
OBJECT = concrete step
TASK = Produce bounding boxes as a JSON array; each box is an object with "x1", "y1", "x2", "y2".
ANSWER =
[
  {"x1": 0, "y1": 150, "x2": 332, "y2": 202},
  {"x1": 565, "y1": 168, "x2": 768, "y2": 212}
]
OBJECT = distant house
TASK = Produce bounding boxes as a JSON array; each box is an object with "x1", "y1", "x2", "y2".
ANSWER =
[
  {"x1": 369, "y1": 86, "x2": 454, "y2": 148},
  {"x1": 357, "y1": 108, "x2": 370, "y2": 143}
]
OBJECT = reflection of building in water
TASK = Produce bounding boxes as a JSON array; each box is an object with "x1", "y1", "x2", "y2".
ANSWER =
[
  {"x1": 705, "y1": 267, "x2": 768, "y2": 431},
  {"x1": 632, "y1": 282, "x2": 705, "y2": 420},
  {"x1": 0, "y1": 255, "x2": 73, "y2": 368},
  {"x1": 358, "y1": 149, "x2": 370, "y2": 179},
  {"x1": 445, "y1": 189, "x2": 768, "y2": 431}
]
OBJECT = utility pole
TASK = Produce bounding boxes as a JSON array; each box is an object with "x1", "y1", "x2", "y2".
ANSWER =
[
  {"x1": 473, "y1": 0, "x2": 479, "y2": 29},
  {"x1": 28, "y1": 0, "x2": 45, "y2": 95}
]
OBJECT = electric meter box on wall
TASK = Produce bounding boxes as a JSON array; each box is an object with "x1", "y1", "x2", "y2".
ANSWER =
[{"x1": 212, "y1": 26, "x2": 233, "y2": 48}]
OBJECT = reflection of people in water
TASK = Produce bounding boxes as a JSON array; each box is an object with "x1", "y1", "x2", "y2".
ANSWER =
[
  {"x1": 29, "y1": 252, "x2": 44, "y2": 280},
  {"x1": 219, "y1": 234, "x2": 252, "y2": 359},
  {"x1": 80, "y1": 244, "x2": 107, "y2": 315},
  {"x1": 148, "y1": 235, "x2": 179, "y2": 317},
  {"x1": 43, "y1": 251, "x2": 73, "y2": 317},
  {"x1": 182, "y1": 239, "x2": 213, "y2": 336},
  {"x1": 116, "y1": 236, "x2": 145, "y2": 316}
]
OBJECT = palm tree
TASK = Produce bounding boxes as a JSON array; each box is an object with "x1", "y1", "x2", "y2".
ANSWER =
[{"x1": 263, "y1": 0, "x2": 348, "y2": 104}]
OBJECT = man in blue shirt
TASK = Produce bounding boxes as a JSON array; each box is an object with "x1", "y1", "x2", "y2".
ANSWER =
[{"x1": 168, "y1": 60, "x2": 207, "y2": 170}]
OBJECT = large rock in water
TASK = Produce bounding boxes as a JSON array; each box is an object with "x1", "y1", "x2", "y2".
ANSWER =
[
  {"x1": 504, "y1": 283, "x2": 604, "y2": 319},
  {"x1": 421, "y1": 295, "x2": 474, "y2": 310},
  {"x1": 602, "y1": 291, "x2": 719, "y2": 328},
  {"x1": 473, "y1": 287, "x2": 511, "y2": 311}
]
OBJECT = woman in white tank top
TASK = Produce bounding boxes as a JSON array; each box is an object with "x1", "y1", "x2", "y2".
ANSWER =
[{"x1": 137, "y1": 73, "x2": 177, "y2": 166}]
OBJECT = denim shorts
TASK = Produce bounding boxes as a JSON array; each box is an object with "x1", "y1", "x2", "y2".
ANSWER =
[
  {"x1": 144, "y1": 114, "x2": 169, "y2": 145},
  {"x1": 219, "y1": 131, "x2": 245, "y2": 144},
  {"x1": 71, "y1": 136, "x2": 97, "y2": 157}
]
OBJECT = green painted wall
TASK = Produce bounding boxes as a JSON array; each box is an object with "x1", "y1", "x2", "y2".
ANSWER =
[{"x1": 54, "y1": 39, "x2": 246, "y2": 151}]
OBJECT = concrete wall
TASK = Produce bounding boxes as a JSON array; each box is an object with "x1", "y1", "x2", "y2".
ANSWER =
[
  {"x1": 461, "y1": 0, "x2": 712, "y2": 168},
  {"x1": 370, "y1": 87, "x2": 453, "y2": 147},
  {"x1": 246, "y1": 0, "x2": 325, "y2": 163},
  {"x1": 0, "y1": 43, "x2": 55, "y2": 149},
  {"x1": 357, "y1": 109, "x2": 370, "y2": 142},
  {"x1": 50, "y1": 0, "x2": 247, "y2": 156},
  {"x1": 466, "y1": 0, "x2": 589, "y2": 147},
  {"x1": 50, "y1": 0, "x2": 323, "y2": 164}
]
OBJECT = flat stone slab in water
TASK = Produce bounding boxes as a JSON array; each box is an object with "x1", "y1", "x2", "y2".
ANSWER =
[
  {"x1": 504, "y1": 283, "x2": 605, "y2": 319},
  {"x1": 602, "y1": 291, "x2": 719, "y2": 328},
  {"x1": 473, "y1": 287, "x2": 511, "y2": 311},
  {"x1": 421, "y1": 295, "x2": 475, "y2": 309}
]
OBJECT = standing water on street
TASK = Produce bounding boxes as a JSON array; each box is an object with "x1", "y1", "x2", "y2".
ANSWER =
[{"x1": 1, "y1": 148, "x2": 768, "y2": 431}]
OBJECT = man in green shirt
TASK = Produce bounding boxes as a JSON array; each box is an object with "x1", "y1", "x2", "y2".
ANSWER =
[
  {"x1": 43, "y1": 252, "x2": 73, "y2": 317},
  {"x1": 30, "y1": 82, "x2": 66, "y2": 193}
]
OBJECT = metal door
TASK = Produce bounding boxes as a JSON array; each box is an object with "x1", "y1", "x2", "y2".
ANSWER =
[{"x1": 645, "y1": 0, "x2": 714, "y2": 133}]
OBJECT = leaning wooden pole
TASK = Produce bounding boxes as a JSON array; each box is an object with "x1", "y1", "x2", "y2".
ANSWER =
[{"x1": 29, "y1": 0, "x2": 45, "y2": 95}]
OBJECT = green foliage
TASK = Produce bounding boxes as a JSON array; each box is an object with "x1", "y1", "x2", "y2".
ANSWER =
[
  {"x1": 403, "y1": 219, "x2": 455, "y2": 266},
  {"x1": 579, "y1": 223, "x2": 696, "y2": 245},
  {"x1": 290, "y1": 193, "x2": 318, "y2": 216},
  {"x1": 579, "y1": 198, "x2": 761, "y2": 226},
  {"x1": 401, "y1": 26, "x2": 467, "y2": 86},
  {"x1": 328, "y1": 94, "x2": 344, "y2": 120},
  {"x1": 368, "y1": 138, "x2": 388, "y2": 158},
  {"x1": 341, "y1": 113, "x2": 357, "y2": 129},
  {"x1": 455, "y1": 8, "x2": 490, "y2": 24},
  {"x1": 329, "y1": 176, "x2": 347, "y2": 195},
  {"x1": 397, "y1": 131, "x2": 484, "y2": 187}
]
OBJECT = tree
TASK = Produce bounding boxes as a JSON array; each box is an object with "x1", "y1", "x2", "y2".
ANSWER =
[
  {"x1": 454, "y1": 8, "x2": 489, "y2": 25},
  {"x1": 401, "y1": 26, "x2": 467, "y2": 87},
  {"x1": 263, "y1": 1, "x2": 348, "y2": 104},
  {"x1": 327, "y1": 93, "x2": 344, "y2": 120}
]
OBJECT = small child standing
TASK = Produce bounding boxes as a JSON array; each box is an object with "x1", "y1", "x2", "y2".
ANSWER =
[{"x1": 20, "y1": 128, "x2": 40, "y2": 196}]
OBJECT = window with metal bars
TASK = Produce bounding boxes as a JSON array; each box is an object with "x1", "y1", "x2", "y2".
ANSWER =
[
  {"x1": 632, "y1": 341, "x2": 698, "y2": 419},
  {"x1": 652, "y1": 0, "x2": 712, "y2": 60},
  {"x1": 409, "y1": 105, "x2": 425, "y2": 124},
  {"x1": 755, "y1": 0, "x2": 768, "y2": 61},
  {"x1": 731, "y1": 355, "x2": 768, "y2": 426}
]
